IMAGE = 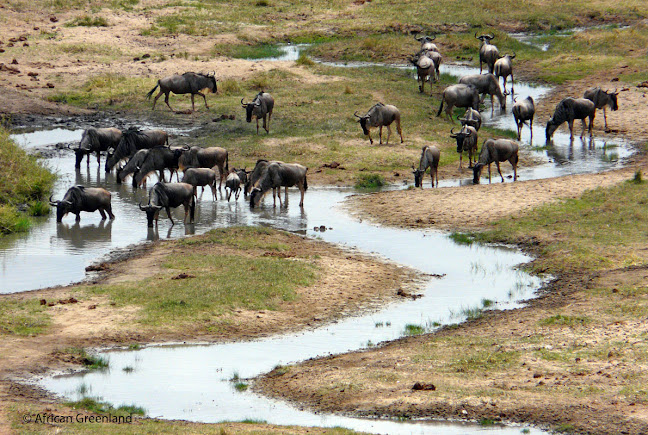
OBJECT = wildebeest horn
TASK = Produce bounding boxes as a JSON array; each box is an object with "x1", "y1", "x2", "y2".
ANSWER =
[
  {"x1": 450, "y1": 128, "x2": 457, "y2": 138},
  {"x1": 138, "y1": 201, "x2": 146, "y2": 211},
  {"x1": 48, "y1": 195, "x2": 58, "y2": 206},
  {"x1": 415, "y1": 34, "x2": 423, "y2": 41},
  {"x1": 240, "y1": 98, "x2": 247, "y2": 107},
  {"x1": 487, "y1": 34, "x2": 494, "y2": 39},
  {"x1": 509, "y1": 52, "x2": 516, "y2": 59},
  {"x1": 475, "y1": 32, "x2": 479, "y2": 39},
  {"x1": 353, "y1": 111, "x2": 361, "y2": 118}
]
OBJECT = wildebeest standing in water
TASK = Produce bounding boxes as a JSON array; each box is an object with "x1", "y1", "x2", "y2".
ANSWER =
[
  {"x1": 437, "y1": 84, "x2": 480, "y2": 122},
  {"x1": 472, "y1": 139, "x2": 519, "y2": 184},
  {"x1": 177, "y1": 146, "x2": 229, "y2": 189},
  {"x1": 245, "y1": 159, "x2": 281, "y2": 196},
  {"x1": 138, "y1": 182, "x2": 195, "y2": 227},
  {"x1": 458, "y1": 73, "x2": 506, "y2": 111},
  {"x1": 583, "y1": 87, "x2": 619, "y2": 131},
  {"x1": 146, "y1": 72, "x2": 217, "y2": 112},
  {"x1": 131, "y1": 147, "x2": 183, "y2": 188},
  {"x1": 250, "y1": 162, "x2": 308, "y2": 208},
  {"x1": 494, "y1": 53, "x2": 515, "y2": 95},
  {"x1": 49, "y1": 186, "x2": 114, "y2": 222},
  {"x1": 116, "y1": 149, "x2": 149, "y2": 185},
  {"x1": 74, "y1": 127, "x2": 122, "y2": 169},
  {"x1": 354, "y1": 103, "x2": 404, "y2": 145},
  {"x1": 512, "y1": 96, "x2": 535, "y2": 141},
  {"x1": 450, "y1": 126, "x2": 478, "y2": 169},
  {"x1": 412, "y1": 145, "x2": 440, "y2": 188},
  {"x1": 225, "y1": 171, "x2": 242, "y2": 202},
  {"x1": 181, "y1": 167, "x2": 218, "y2": 201},
  {"x1": 241, "y1": 92, "x2": 275, "y2": 134},
  {"x1": 105, "y1": 128, "x2": 169, "y2": 173},
  {"x1": 545, "y1": 97, "x2": 596, "y2": 141}
]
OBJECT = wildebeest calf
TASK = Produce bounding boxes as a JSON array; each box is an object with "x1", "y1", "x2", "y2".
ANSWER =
[
  {"x1": 225, "y1": 172, "x2": 241, "y2": 202},
  {"x1": 512, "y1": 96, "x2": 535, "y2": 141},
  {"x1": 450, "y1": 126, "x2": 478, "y2": 169}
]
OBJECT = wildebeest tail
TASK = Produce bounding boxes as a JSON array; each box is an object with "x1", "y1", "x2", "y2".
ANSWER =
[
  {"x1": 190, "y1": 195, "x2": 196, "y2": 223},
  {"x1": 146, "y1": 82, "x2": 160, "y2": 100},
  {"x1": 303, "y1": 174, "x2": 308, "y2": 191},
  {"x1": 436, "y1": 95, "x2": 444, "y2": 117},
  {"x1": 225, "y1": 153, "x2": 229, "y2": 172}
]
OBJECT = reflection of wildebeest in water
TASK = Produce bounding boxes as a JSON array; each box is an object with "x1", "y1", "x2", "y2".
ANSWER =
[
  {"x1": 472, "y1": 139, "x2": 519, "y2": 184},
  {"x1": 146, "y1": 72, "x2": 217, "y2": 112},
  {"x1": 241, "y1": 92, "x2": 275, "y2": 134},
  {"x1": 105, "y1": 128, "x2": 169, "y2": 173},
  {"x1": 545, "y1": 98, "x2": 596, "y2": 141},
  {"x1": 412, "y1": 145, "x2": 440, "y2": 188},
  {"x1": 250, "y1": 162, "x2": 308, "y2": 208},
  {"x1": 354, "y1": 103, "x2": 404, "y2": 145},
  {"x1": 131, "y1": 147, "x2": 183, "y2": 188},
  {"x1": 437, "y1": 84, "x2": 480, "y2": 122},
  {"x1": 138, "y1": 182, "x2": 195, "y2": 227},
  {"x1": 583, "y1": 87, "x2": 619, "y2": 131},
  {"x1": 56, "y1": 220, "x2": 113, "y2": 249},
  {"x1": 74, "y1": 127, "x2": 122, "y2": 169},
  {"x1": 450, "y1": 126, "x2": 478, "y2": 169},
  {"x1": 177, "y1": 146, "x2": 228, "y2": 190},
  {"x1": 512, "y1": 96, "x2": 535, "y2": 141},
  {"x1": 49, "y1": 186, "x2": 115, "y2": 222}
]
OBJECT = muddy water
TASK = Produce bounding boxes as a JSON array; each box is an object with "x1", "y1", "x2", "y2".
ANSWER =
[{"x1": 12, "y1": 53, "x2": 633, "y2": 433}]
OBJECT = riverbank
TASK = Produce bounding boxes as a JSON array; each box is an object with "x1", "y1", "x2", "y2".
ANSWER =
[{"x1": 256, "y1": 173, "x2": 648, "y2": 435}]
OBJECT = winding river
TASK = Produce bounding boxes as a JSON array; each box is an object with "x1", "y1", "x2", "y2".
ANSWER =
[{"x1": 5, "y1": 48, "x2": 635, "y2": 433}]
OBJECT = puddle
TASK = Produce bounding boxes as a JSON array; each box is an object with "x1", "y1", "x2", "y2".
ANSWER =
[{"x1": 247, "y1": 43, "x2": 311, "y2": 61}]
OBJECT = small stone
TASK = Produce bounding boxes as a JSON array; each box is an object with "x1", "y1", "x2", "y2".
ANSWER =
[{"x1": 88, "y1": 304, "x2": 97, "y2": 310}]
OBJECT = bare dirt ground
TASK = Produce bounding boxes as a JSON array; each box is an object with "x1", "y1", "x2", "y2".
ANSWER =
[{"x1": 0, "y1": 232, "x2": 420, "y2": 434}]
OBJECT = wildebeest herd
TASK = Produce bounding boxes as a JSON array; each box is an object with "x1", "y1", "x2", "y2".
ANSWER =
[{"x1": 53, "y1": 33, "x2": 621, "y2": 226}]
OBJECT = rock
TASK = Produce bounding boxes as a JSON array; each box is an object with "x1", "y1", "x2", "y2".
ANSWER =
[
  {"x1": 46, "y1": 83, "x2": 55, "y2": 88},
  {"x1": 40, "y1": 299, "x2": 47, "y2": 305},
  {"x1": 319, "y1": 225, "x2": 326, "y2": 232},
  {"x1": 49, "y1": 16, "x2": 58, "y2": 23},
  {"x1": 27, "y1": 72, "x2": 38, "y2": 77},
  {"x1": 11, "y1": 58, "x2": 18, "y2": 65},
  {"x1": 171, "y1": 273, "x2": 195, "y2": 280},
  {"x1": 412, "y1": 382, "x2": 436, "y2": 391},
  {"x1": 88, "y1": 304, "x2": 97, "y2": 310},
  {"x1": 142, "y1": 53, "x2": 150, "y2": 59}
]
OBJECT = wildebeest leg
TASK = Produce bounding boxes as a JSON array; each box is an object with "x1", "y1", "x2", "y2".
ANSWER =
[
  {"x1": 166, "y1": 207, "x2": 175, "y2": 226},
  {"x1": 298, "y1": 183, "x2": 305, "y2": 207},
  {"x1": 256, "y1": 118, "x2": 260, "y2": 135},
  {"x1": 284, "y1": 186, "x2": 288, "y2": 203},
  {"x1": 159, "y1": 170, "x2": 166, "y2": 183},
  {"x1": 503, "y1": 77, "x2": 508, "y2": 95},
  {"x1": 152, "y1": 90, "x2": 164, "y2": 110},
  {"x1": 396, "y1": 120, "x2": 403, "y2": 143},
  {"x1": 568, "y1": 120, "x2": 574, "y2": 139},
  {"x1": 516, "y1": 120, "x2": 522, "y2": 141},
  {"x1": 96, "y1": 151, "x2": 101, "y2": 167},
  {"x1": 164, "y1": 92, "x2": 174, "y2": 112},
  {"x1": 272, "y1": 188, "x2": 276, "y2": 207},
  {"x1": 200, "y1": 186, "x2": 204, "y2": 199},
  {"x1": 603, "y1": 107, "x2": 608, "y2": 130},
  {"x1": 107, "y1": 205, "x2": 115, "y2": 220},
  {"x1": 511, "y1": 155, "x2": 518, "y2": 181},
  {"x1": 379, "y1": 126, "x2": 384, "y2": 145},
  {"x1": 496, "y1": 161, "x2": 505, "y2": 182},
  {"x1": 190, "y1": 94, "x2": 196, "y2": 112},
  {"x1": 510, "y1": 72, "x2": 515, "y2": 94},
  {"x1": 263, "y1": 115, "x2": 269, "y2": 133},
  {"x1": 75, "y1": 212, "x2": 81, "y2": 222},
  {"x1": 580, "y1": 119, "x2": 586, "y2": 138},
  {"x1": 99, "y1": 209, "x2": 107, "y2": 220},
  {"x1": 458, "y1": 153, "x2": 463, "y2": 170},
  {"x1": 235, "y1": 188, "x2": 240, "y2": 201},
  {"x1": 267, "y1": 112, "x2": 272, "y2": 133},
  {"x1": 367, "y1": 129, "x2": 373, "y2": 145},
  {"x1": 588, "y1": 114, "x2": 594, "y2": 137},
  {"x1": 197, "y1": 92, "x2": 208, "y2": 109},
  {"x1": 385, "y1": 125, "x2": 392, "y2": 145},
  {"x1": 210, "y1": 183, "x2": 216, "y2": 201},
  {"x1": 488, "y1": 163, "x2": 492, "y2": 184}
]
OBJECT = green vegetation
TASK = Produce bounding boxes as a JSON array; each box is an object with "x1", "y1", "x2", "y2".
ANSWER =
[
  {"x1": 0, "y1": 127, "x2": 55, "y2": 235},
  {"x1": 85, "y1": 227, "x2": 318, "y2": 330},
  {"x1": 213, "y1": 43, "x2": 284, "y2": 59},
  {"x1": 66, "y1": 15, "x2": 109, "y2": 27},
  {"x1": 234, "y1": 382, "x2": 248, "y2": 391},
  {"x1": 0, "y1": 299, "x2": 49, "y2": 335},
  {"x1": 62, "y1": 347, "x2": 110, "y2": 369},
  {"x1": 355, "y1": 173, "x2": 386, "y2": 189},
  {"x1": 449, "y1": 232, "x2": 474, "y2": 246},
  {"x1": 65, "y1": 397, "x2": 145, "y2": 416},
  {"x1": 540, "y1": 314, "x2": 591, "y2": 327},
  {"x1": 403, "y1": 324, "x2": 426, "y2": 336},
  {"x1": 475, "y1": 180, "x2": 648, "y2": 274}
]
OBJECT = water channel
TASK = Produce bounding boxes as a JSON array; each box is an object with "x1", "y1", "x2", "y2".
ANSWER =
[{"x1": 6, "y1": 49, "x2": 635, "y2": 433}]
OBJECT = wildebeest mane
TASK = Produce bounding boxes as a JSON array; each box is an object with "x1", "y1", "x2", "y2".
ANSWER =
[
  {"x1": 64, "y1": 185, "x2": 86, "y2": 204},
  {"x1": 80, "y1": 128, "x2": 100, "y2": 151},
  {"x1": 150, "y1": 182, "x2": 169, "y2": 207},
  {"x1": 549, "y1": 98, "x2": 574, "y2": 126}
]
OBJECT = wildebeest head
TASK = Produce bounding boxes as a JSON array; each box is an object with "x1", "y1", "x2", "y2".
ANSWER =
[
  {"x1": 206, "y1": 72, "x2": 217, "y2": 93},
  {"x1": 450, "y1": 127, "x2": 473, "y2": 153},
  {"x1": 233, "y1": 167, "x2": 249, "y2": 187},
  {"x1": 250, "y1": 187, "x2": 263, "y2": 208},
  {"x1": 472, "y1": 163, "x2": 485, "y2": 184},
  {"x1": 545, "y1": 119, "x2": 559, "y2": 141},
  {"x1": 241, "y1": 98, "x2": 261, "y2": 122},
  {"x1": 412, "y1": 166, "x2": 425, "y2": 188},
  {"x1": 73, "y1": 148, "x2": 89, "y2": 169},
  {"x1": 354, "y1": 111, "x2": 370, "y2": 135},
  {"x1": 415, "y1": 34, "x2": 435, "y2": 43},
  {"x1": 475, "y1": 33, "x2": 495, "y2": 44},
  {"x1": 138, "y1": 201, "x2": 163, "y2": 227},
  {"x1": 49, "y1": 195, "x2": 73, "y2": 222},
  {"x1": 607, "y1": 89, "x2": 619, "y2": 111}
]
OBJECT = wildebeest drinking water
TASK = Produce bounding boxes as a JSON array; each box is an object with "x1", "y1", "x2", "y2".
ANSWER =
[
  {"x1": 412, "y1": 145, "x2": 440, "y2": 188},
  {"x1": 138, "y1": 182, "x2": 195, "y2": 227},
  {"x1": 146, "y1": 72, "x2": 217, "y2": 112},
  {"x1": 250, "y1": 162, "x2": 308, "y2": 208},
  {"x1": 74, "y1": 127, "x2": 122, "y2": 169},
  {"x1": 450, "y1": 126, "x2": 478, "y2": 169},
  {"x1": 241, "y1": 91, "x2": 275, "y2": 134},
  {"x1": 472, "y1": 139, "x2": 519, "y2": 184},
  {"x1": 354, "y1": 103, "x2": 404, "y2": 145},
  {"x1": 49, "y1": 186, "x2": 114, "y2": 222},
  {"x1": 583, "y1": 87, "x2": 619, "y2": 131},
  {"x1": 105, "y1": 128, "x2": 169, "y2": 173},
  {"x1": 545, "y1": 97, "x2": 596, "y2": 141},
  {"x1": 181, "y1": 168, "x2": 218, "y2": 201}
]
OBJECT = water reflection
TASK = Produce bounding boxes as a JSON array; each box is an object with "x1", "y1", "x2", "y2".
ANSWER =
[{"x1": 55, "y1": 221, "x2": 113, "y2": 250}]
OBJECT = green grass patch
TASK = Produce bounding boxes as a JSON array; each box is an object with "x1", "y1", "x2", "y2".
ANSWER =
[
  {"x1": 66, "y1": 15, "x2": 109, "y2": 27},
  {"x1": 403, "y1": 324, "x2": 426, "y2": 336},
  {"x1": 234, "y1": 382, "x2": 248, "y2": 391},
  {"x1": 449, "y1": 232, "x2": 474, "y2": 246},
  {"x1": 540, "y1": 314, "x2": 591, "y2": 327},
  {"x1": 0, "y1": 299, "x2": 49, "y2": 335},
  {"x1": 66, "y1": 397, "x2": 145, "y2": 416},
  {"x1": 355, "y1": 173, "x2": 386, "y2": 189},
  {"x1": 28, "y1": 201, "x2": 50, "y2": 217},
  {"x1": 180, "y1": 226, "x2": 289, "y2": 251},
  {"x1": 213, "y1": 43, "x2": 284, "y2": 59}
]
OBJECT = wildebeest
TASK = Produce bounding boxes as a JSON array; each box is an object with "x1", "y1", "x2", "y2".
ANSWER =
[
  {"x1": 74, "y1": 127, "x2": 122, "y2": 169},
  {"x1": 105, "y1": 128, "x2": 169, "y2": 173},
  {"x1": 241, "y1": 91, "x2": 275, "y2": 134},
  {"x1": 177, "y1": 146, "x2": 229, "y2": 189},
  {"x1": 436, "y1": 84, "x2": 480, "y2": 122},
  {"x1": 245, "y1": 159, "x2": 280, "y2": 195},
  {"x1": 233, "y1": 168, "x2": 249, "y2": 193},
  {"x1": 410, "y1": 50, "x2": 442, "y2": 93},
  {"x1": 476, "y1": 33, "x2": 499, "y2": 74},
  {"x1": 494, "y1": 53, "x2": 515, "y2": 94},
  {"x1": 132, "y1": 147, "x2": 183, "y2": 188},
  {"x1": 138, "y1": 182, "x2": 195, "y2": 227},
  {"x1": 472, "y1": 139, "x2": 519, "y2": 184},
  {"x1": 512, "y1": 96, "x2": 535, "y2": 141},
  {"x1": 225, "y1": 171, "x2": 241, "y2": 202},
  {"x1": 146, "y1": 72, "x2": 217, "y2": 112},
  {"x1": 412, "y1": 145, "x2": 440, "y2": 188},
  {"x1": 583, "y1": 87, "x2": 619, "y2": 131},
  {"x1": 415, "y1": 34, "x2": 439, "y2": 52},
  {"x1": 545, "y1": 98, "x2": 596, "y2": 141},
  {"x1": 181, "y1": 167, "x2": 218, "y2": 200},
  {"x1": 116, "y1": 149, "x2": 149, "y2": 184},
  {"x1": 450, "y1": 126, "x2": 478, "y2": 169},
  {"x1": 354, "y1": 103, "x2": 404, "y2": 145},
  {"x1": 458, "y1": 73, "x2": 506, "y2": 110},
  {"x1": 49, "y1": 186, "x2": 114, "y2": 222},
  {"x1": 460, "y1": 108, "x2": 482, "y2": 131},
  {"x1": 250, "y1": 162, "x2": 308, "y2": 208}
]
